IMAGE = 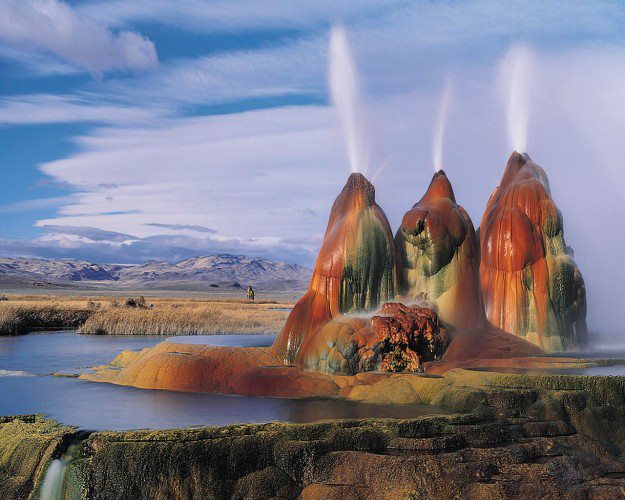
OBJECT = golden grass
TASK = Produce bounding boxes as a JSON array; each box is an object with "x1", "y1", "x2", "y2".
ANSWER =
[
  {"x1": 0, "y1": 295, "x2": 293, "y2": 335},
  {"x1": 0, "y1": 296, "x2": 94, "y2": 335},
  {"x1": 80, "y1": 298, "x2": 291, "y2": 335}
]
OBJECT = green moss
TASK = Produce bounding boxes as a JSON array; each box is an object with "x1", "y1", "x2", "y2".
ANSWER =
[
  {"x1": 232, "y1": 466, "x2": 299, "y2": 499},
  {"x1": 431, "y1": 385, "x2": 488, "y2": 412},
  {"x1": 0, "y1": 414, "x2": 75, "y2": 500}
]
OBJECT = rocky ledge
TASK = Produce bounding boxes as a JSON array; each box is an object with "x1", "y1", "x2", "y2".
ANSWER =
[{"x1": 5, "y1": 369, "x2": 625, "y2": 499}]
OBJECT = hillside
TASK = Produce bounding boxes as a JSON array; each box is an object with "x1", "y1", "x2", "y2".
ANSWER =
[{"x1": 0, "y1": 255, "x2": 311, "y2": 291}]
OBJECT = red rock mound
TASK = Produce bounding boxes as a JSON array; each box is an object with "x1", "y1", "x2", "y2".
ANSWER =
[
  {"x1": 84, "y1": 343, "x2": 340, "y2": 398},
  {"x1": 296, "y1": 302, "x2": 450, "y2": 375},
  {"x1": 272, "y1": 173, "x2": 397, "y2": 363},
  {"x1": 395, "y1": 170, "x2": 484, "y2": 330},
  {"x1": 479, "y1": 152, "x2": 587, "y2": 351}
]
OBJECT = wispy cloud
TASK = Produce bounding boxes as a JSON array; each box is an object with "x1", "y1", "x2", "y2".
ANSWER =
[
  {"x1": 78, "y1": 0, "x2": 402, "y2": 32},
  {"x1": 35, "y1": 105, "x2": 345, "y2": 242},
  {"x1": 0, "y1": 0, "x2": 158, "y2": 75},
  {"x1": 0, "y1": 196, "x2": 69, "y2": 214},
  {"x1": 0, "y1": 230, "x2": 315, "y2": 265},
  {"x1": 78, "y1": 0, "x2": 623, "y2": 41},
  {"x1": 146, "y1": 223, "x2": 216, "y2": 233},
  {"x1": 0, "y1": 94, "x2": 166, "y2": 126},
  {"x1": 102, "y1": 36, "x2": 325, "y2": 109},
  {"x1": 39, "y1": 225, "x2": 138, "y2": 242}
]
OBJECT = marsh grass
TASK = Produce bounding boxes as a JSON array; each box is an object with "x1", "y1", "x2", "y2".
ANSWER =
[
  {"x1": 0, "y1": 295, "x2": 292, "y2": 335},
  {"x1": 0, "y1": 297, "x2": 94, "y2": 335},
  {"x1": 80, "y1": 298, "x2": 291, "y2": 335}
]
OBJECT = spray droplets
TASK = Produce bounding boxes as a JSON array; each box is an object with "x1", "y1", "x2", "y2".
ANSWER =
[{"x1": 328, "y1": 25, "x2": 369, "y2": 175}]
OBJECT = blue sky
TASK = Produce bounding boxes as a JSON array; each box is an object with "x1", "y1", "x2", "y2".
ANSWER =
[{"x1": 2, "y1": 1, "x2": 625, "y2": 331}]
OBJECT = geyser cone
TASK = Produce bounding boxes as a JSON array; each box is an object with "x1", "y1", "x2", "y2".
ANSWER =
[
  {"x1": 272, "y1": 173, "x2": 397, "y2": 363},
  {"x1": 479, "y1": 152, "x2": 587, "y2": 350},
  {"x1": 394, "y1": 170, "x2": 485, "y2": 330}
]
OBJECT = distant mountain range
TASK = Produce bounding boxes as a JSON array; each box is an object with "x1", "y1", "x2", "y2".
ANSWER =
[{"x1": 0, "y1": 254, "x2": 312, "y2": 291}]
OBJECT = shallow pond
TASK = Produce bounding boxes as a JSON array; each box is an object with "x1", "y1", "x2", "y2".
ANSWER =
[{"x1": 0, "y1": 331, "x2": 452, "y2": 430}]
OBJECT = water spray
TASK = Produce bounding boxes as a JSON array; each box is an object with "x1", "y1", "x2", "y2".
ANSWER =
[
  {"x1": 371, "y1": 157, "x2": 393, "y2": 183},
  {"x1": 498, "y1": 44, "x2": 535, "y2": 153},
  {"x1": 328, "y1": 25, "x2": 369, "y2": 175},
  {"x1": 432, "y1": 78, "x2": 453, "y2": 173}
]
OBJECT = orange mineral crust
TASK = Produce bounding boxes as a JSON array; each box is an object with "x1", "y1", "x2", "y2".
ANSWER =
[
  {"x1": 272, "y1": 173, "x2": 397, "y2": 364},
  {"x1": 83, "y1": 342, "x2": 340, "y2": 398},
  {"x1": 296, "y1": 302, "x2": 450, "y2": 375},
  {"x1": 479, "y1": 152, "x2": 587, "y2": 351},
  {"x1": 394, "y1": 171, "x2": 485, "y2": 330},
  {"x1": 81, "y1": 337, "x2": 598, "y2": 404}
]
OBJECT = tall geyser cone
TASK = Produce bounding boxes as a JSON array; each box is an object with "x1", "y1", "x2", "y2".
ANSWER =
[
  {"x1": 272, "y1": 173, "x2": 397, "y2": 364},
  {"x1": 479, "y1": 152, "x2": 588, "y2": 350},
  {"x1": 394, "y1": 170, "x2": 485, "y2": 330}
]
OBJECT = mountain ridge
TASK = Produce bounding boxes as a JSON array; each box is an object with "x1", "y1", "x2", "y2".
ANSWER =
[{"x1": 0, "y1": 254, "x2": 312, "y2": 291}]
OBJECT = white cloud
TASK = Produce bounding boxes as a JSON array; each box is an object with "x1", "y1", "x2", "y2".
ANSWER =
[
  {"x1": 0, "y1": 196, "x2": 69, "y2": 214},
  {"x1": 79, "y1": 0, "x2": 625, "y2": 114},
  {"x1": 0, "y1": 94, "x2": 166, "y2": 125},
  {"x1": 103, "y1": 36, "x2": 324, "y2": 108},
  {"x1": 0, "y1": 0, "x2": 157, "y2": 75},
  {"x1": 78, "y1": 0, "x2": 401, "y2": 32},
  {"x1": 78, "y1": 0, "x2": 623, "y2": 41},
  {"x1": 36, "y1": 105, "x2": 345, "y2": 245},
  {"x1": 0, "y1": 229, "x2": 314, "y2": 265}
]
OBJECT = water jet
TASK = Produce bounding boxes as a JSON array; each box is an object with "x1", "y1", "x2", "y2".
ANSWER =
[{"x1": 328, "y1": 25, "x2": 370, "y2": 175}]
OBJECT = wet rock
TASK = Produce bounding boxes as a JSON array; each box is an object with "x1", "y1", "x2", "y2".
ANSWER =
[
  {"x1": 297, "y1": 302, "x2": 450, "y2": 375},
  {"x1": 273, "y1": 173, "x2": 397, "y2": 364},
  {"x1": 395, "y1": 170, "x2": 485, "y2": 330},
  {"x1": 479, "y1": 152, "x2": 588, "y2": 350}
]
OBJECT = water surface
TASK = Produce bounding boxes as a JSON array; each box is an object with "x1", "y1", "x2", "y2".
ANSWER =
[
  {"x1": 0, "y1": 331, "x2": 162, "y2": 375},
  {"x1": 165, "y1": 334, "x2": 274, "y2": 347},
  {"x1": 0, "y1": 331, "x2": 452, "y2": 430}
]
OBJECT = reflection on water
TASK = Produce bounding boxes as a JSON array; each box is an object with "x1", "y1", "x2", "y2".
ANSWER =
[
  {"x1": 553, "y1": 333, "x2": 625, "y2": 360},
  {"x1": 574, "y1": 365, "x2": 625, "y2": 376},
  {"x1": 165, "y1": 334, "x2": 275, "y2": 347},
  {"x1": 0, "y1": 375, "x2": 451, "y2": 430},
  {"x1": 0, "y1": 331, "x2": 451, "y2": 430},
  {"x1": 0, "y1": 331, "x2": 162, "y2": 375},
  {"x1": 468, "y1": 362, "x2": 625, "y2": 377}
]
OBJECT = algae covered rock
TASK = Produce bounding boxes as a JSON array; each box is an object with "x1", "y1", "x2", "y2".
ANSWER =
[
  {"x1": 394, "y1": 170, "x2": 484, "y2": 330},
  {"x1": 273, "y1": 173, "x2": 397, "y2": 363},
  {"x1": 479, "y1": 152, "x2": 587, "y2": 350},
  {"x1": 0, "y1": 414, "x2": 76, "y2": 500},
  {"x1": 297, "y1": 302, "x2": 450, "y2": 375},
  {"x1": 10, "y1": 370, "x2": 625, "y2": 500}
]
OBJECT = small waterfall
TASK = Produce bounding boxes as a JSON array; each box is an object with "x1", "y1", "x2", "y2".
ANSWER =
[{"x1": 40, "y1": 458, "x2": 67, "y2": 500}]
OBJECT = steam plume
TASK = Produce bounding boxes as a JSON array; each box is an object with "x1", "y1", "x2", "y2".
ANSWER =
[
  {"x1": 328, "y1": 25, "x2": 369, "y2": 174},
  {"x1": 498, "y1": 44, "x2": 536, "y2": 153},
  {"x1": 432, "y1": 78, "x2": 453, "y2": 172}
]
